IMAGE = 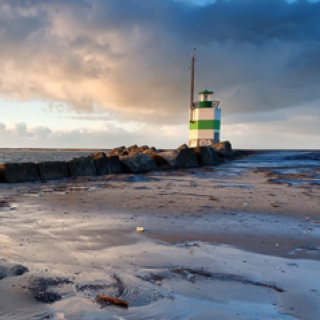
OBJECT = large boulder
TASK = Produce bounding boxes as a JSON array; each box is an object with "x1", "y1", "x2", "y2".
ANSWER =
[
  {"x1": 148, "y1": 153, "x2": 171, "y2": 168},
  {"x1": 88, "y1": 152, "x2": 106, "y2": 160},
  {"x1": 107, "y1": 156, "x2": 122, "y2": 173},
  {"x1": 177, "y1": 143, "x2": 189, "y2": 151},
  {"x1": 127, "y1": 148, "x2": 141, "y2": 155},
  {"x1": 119, "y1": 150, "x2": 130, "y2": 156},
  {"x1": 68, "y1": 157, "x2": 96, "y2": 177},
  {"x1": 139, "y1": 145, "x2": 149, "y2": 150},
  {"x1": 143, "y1": 147, "x2": 157, "y2": 154},
  {"x1": 38, "y1": 161, "x2": 69, "y2": 181},
  {"x1": 93, "y1": 154, "x2": 122, "y2": 175},
  {"x1": 0, "y1": 163, "x2": 39, "y2": 183},
  {"x1": 157, "y1": 148, "x2": 198, "y2": 169},
  {"x1": 120, "y1": 154, "x2": 157, "y2": 173},
  {"x1": 130, "y1": 145, "x2": 150, "y2": 154},
  {"x1": 211, "y1": 141, "x2": 234, "y2": 157},
  {"x1": 127, "y1": 144, "x2": 139, "y2": 150},
  {"x1": 194, "y1": 146, "x2": 221, "y2": 166},
  {"x1": 107, "y1": 146, "x2": 125, "y2": 157},
  {"x1": 121, "y1": 145, "x2": 143, "y2": 156}
]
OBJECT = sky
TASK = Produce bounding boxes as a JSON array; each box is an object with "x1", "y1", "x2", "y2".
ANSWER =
[{"x1": 0, "y1": 0, "x2": 319, "y2": 149}]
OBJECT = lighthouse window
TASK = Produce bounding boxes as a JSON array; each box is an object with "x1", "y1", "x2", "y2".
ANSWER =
[{"x1": 199, "y1": 93, "x2": 213, "y2": 102}]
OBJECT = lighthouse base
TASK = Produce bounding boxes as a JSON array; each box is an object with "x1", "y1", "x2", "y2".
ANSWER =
[
  {"x1": 189, "y1": 139, "x2": 215, "y2": 148},
  {"x1": 189, "y1": 129, "x2": 220, "y2": 147}
]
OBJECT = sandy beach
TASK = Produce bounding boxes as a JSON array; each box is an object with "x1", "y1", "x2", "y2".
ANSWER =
[{"x1": 0, "y1": 151, "x2": 319, "y2": 320}]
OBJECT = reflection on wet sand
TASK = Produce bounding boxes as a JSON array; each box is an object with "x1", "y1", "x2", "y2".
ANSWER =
[{"x1": 0, "y1": 151, "x2": 319, "y2": 320}]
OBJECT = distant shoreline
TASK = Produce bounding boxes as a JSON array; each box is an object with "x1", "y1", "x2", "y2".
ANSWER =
[
  {"x1": 0, "y1": 148, "x2": 319, "y2": 152},
  {"x1": 0, "y1": 148, "x2": 111, "y2": 151}
]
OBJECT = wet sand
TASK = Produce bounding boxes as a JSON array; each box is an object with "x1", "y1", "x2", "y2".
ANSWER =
[{"x1": 0, "y1": 151, "x2": 319, "y2": 320}]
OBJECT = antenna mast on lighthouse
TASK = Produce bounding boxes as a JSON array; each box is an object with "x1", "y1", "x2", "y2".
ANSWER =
[{"x1": 190, "y1": 49, "x2": 196, "y2": 123}]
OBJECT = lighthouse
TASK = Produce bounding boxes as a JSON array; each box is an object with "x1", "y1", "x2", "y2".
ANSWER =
[{"x1": 188, "y1": 54, "x2": 221, "y2": 147}]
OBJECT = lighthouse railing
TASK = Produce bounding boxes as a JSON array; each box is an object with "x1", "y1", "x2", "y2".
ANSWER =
[{"x1": 193, "y1": 101, "x2": 220, "y2": 108}]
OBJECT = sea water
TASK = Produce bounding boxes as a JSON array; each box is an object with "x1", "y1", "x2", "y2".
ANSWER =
[{"x1": 0, "y1": 149, "x2": 108, "y2": 163}]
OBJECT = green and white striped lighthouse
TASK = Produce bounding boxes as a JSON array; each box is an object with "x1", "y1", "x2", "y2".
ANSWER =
[
  {"x1": 188, "y1": 54, "x2": 221, "y2": 147},
  {"x1": 189, "y1": 90, "x2": 221, "y2": 147}
]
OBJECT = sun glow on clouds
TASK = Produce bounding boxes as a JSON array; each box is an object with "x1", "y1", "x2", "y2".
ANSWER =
[{"x1": 0, "y1": 0, "x2": 319, "y2": 148}]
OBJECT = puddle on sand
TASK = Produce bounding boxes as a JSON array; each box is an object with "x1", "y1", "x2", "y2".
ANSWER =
[
  {"x1": 232, "y1": 151, "x2": 320, "y2": 187},
  {"x1": 270, "y1": 179, "x2": 320, "y2": 187},
  {"x1": 289, "y1": 245, "x2": 320, "y2": 255},
  {"x1": 50, "y1": 296, "x2": 298, "y2": 320},
  {"x1": 2, "y1": 239, "x2": 318, "y2": 320},
  {"x1": 230, "y1": 151, "x2": 320, "y2": 169},
  {"x1": 191, "y1": 167, "x2": 248, "y2": 179},
  {"x1": 216, "y1": 184, "x2": 253, "y2": 189},
  {"x1": 0, "y1": 200, "x2": 16, "y2": 211},
  {"x1": 178, "y1": 151, "x2": 320, "y2": 183},
  {"x1": 271, "y1": 168, "x2": 316, "y2": 175},
  {"x1": 41, "y1": 185, "x2": 97, "y2": 193}
]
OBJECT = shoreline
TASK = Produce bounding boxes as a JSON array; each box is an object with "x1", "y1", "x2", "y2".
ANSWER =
[{"x1": 0, "y1": 148, "x2": 319, "y2": 151}]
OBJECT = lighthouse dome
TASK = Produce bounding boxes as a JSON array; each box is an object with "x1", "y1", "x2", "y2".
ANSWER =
[{"x1": 198, "y1": 90, "x2": 214, "y2": 95}]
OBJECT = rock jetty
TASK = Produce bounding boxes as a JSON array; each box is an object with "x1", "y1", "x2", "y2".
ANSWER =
[{"x1": 0, "y1": 141, "x2": 234, "y2": 183}]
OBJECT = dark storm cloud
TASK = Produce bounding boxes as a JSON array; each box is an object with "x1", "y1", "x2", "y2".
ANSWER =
[
  {"x1": 0, "y1": 0, "x2": 319, "y2": 124},
  {"x1": 2, "y1": 0, "x2": 319, "y2": 45},
  {"x1": 173, "y1": 0, "x2": 320, "y2": 44}
]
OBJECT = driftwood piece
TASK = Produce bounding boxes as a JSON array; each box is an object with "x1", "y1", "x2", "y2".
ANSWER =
[{"x1": 96, "y1": 294, "x2": 129, "y2": 308}]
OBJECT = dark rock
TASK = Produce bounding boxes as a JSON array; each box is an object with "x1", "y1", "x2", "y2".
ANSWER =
[
  {"x1": 108, "y1": 146, "x2": 125, "y2": 157},
  {"x1": 131, "y1": 145, "x2": 151, "y2": 154},
  {"x1": 38, "y1": 161, "x2": 69, "y2": 181},
  {"x1": 157, "y1": 148, "x2": 198, "y2": 169},
  {"x1": 176, "y1": 148, "x2": 198, "y2": 168},
  {"x1": 11, "y1": 264, "x2": 29, "y2": 276},
  {"x1": 143, "y1": 147, "x2": 156, "y2": 154},
  {"x1": 88, "y1": 152, "x2": 106, "y2": 160},
  {"x1": 127, "y1": 148, "x2": 141, "y2": 155},
  {"x1": 94, "y1": 155, "x2": 122, "y2": 175},
  {"x1": 128, "y1": 144, "x2": 138, "y2": 150},
  {"x1": 107, "y1": 151, "x2": 118, "y2": 157},
  {"x1": 28, "y1": 277, "x2": 73, "y2": 303},
  {"x1": 0, "y1": 163, "x2": 39, "y2": 183},
  {"x1": 211, "y1": 141, "x2": 234, "y2": 157},
  {"x1": 0, "y1": 266, "x2": 6, "y2": 280},
  {"x1": 120, "y1": 150, "x2": 129, "y2": 156},
  {"x1": 123, "y1": 145, "x2": 146, "y2": 156},
  {"x1": 120, "y1": 154, "x2": 157, "y2": 173},
  {"x1": 177, "y1": 143, "x2": 189, "y2": 150},
  {"x1": 108, "y1": 156, "x2": 123, "y2": 173},
  {"x1": 148, "y1": 153, "x2": 170, "y2": 167},
  {"x1": 0, "y1": 200, "x2": 10, "y2": 208},
  {"x1": 194, "y1": 146, "x2": 221, "y2": 166},
  {"x1": 68, "y1": 157, "x2": 96, "y2": 177}
]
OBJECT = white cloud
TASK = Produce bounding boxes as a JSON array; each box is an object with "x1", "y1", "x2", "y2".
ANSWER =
[{"x1": 0, "y1": 121, "x2": 188, "y2": 149}]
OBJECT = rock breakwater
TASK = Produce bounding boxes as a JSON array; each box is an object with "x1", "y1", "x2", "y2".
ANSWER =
[{"x1": 0, "y1": 141, "x2": 235, "y2": 183}]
